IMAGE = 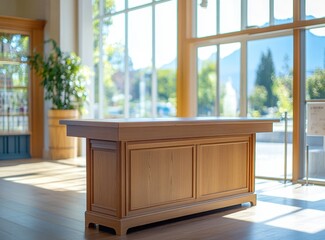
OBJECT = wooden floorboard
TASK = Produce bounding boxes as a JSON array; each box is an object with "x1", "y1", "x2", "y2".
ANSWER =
[{"x1": 1, "y1": 158, "x2": 325, "y2": 240}]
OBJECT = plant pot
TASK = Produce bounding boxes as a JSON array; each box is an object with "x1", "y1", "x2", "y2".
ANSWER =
[{"x1": 48, "y1": 109, "x2": 78, "y2": 160}]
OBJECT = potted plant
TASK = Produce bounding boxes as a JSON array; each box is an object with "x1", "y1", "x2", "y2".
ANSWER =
[{"x1": 28, "y1": 39, "x2": 89, "y2": 159}]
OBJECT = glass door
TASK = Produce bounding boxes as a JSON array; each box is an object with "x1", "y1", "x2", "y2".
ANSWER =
[
  {"x1": 0, "y1": 33, "x2": 30, "y2": 133},
  {"x1": 0, "y1": 32, "x2": 31, "y2": 160}
]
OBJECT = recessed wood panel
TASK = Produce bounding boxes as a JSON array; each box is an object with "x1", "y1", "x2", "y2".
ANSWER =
[
  {"x1": 198, "y1": 142, "x2": 248, "y2": 198},
  {"x1": 129, "y1": 146, "x2": 194, "y2": 210},
  {"x1": 91, "y1": 149, "x2": 117, "y2": 215}
]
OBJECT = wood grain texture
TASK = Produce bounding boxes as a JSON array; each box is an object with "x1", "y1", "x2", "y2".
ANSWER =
[
  {"x1": 48, "y1": 110, "x2": 78, "y2": 160},
  {"x1": 198, "y1": 141, "x2": 249, "y2": 198},
  {"x1": 129, "y1": 146, "x2": 195, "y2": 211},
  {"x1": 92, "y1": 150, "x2": 117, "y2": 216},
  {"x1": 61, "y1": 117, "x2": 277, "y2": 141}
]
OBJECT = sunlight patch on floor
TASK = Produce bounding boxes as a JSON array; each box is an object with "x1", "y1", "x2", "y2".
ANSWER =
[
  {"x1": 224, "y1": 201, "x2": 300, "y2": 223},
  {"x1": 260, "y1": 184, "x2": 325, "y2": 202},
  {"x1": 224, "y1": 180, "x2": 325, "y2": 234},
  {"x1": 267, "y1": 208, "x2": 325, "y2": 234},
  {"x1": 224, "y1": 201, "x2": 325, "y2": 234},
  {"x1": 0, "y1": 159, "x2": 86, "y2": 193}
]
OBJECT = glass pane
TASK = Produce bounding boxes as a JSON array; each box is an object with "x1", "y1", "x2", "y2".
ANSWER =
[
  {"x1": 220, "y1": 0, "x2": 241, "y2": 34},
  {"x1": 128, "y1": 0, "x2": 152, "y2": 8},
  {"x1": 128, "y1": 7, "x2": 152, "y2": 117},
  {"x1": 196, "y1": 0, "x2": 217, "y2": 37},
  {"x1": 156, "y1": 0, "x2": 177, "y2": 117},
  {"x1": 306, "y1": 27, "x2": 325, "y2": 100},
  {"x1": 306, "y1": 0, "x2": 325, "y2": 20},
  {"x1": 92, "y1": 0, "x2": 100, "y2": 18},
  {"x1": 102, "y1": 14, "x2": 125, "y2": 118},
  {"x1": 197, "y1": 45, "x2": 217, "y2": 116},
  {"x1": 274, "y1": 0, "x2": 293, "y2": 24},
  {"x1": 248, "y1": 36, "x2": 293, "y2": 117},
  {"x1": 104, "y1": 0, "x2": 125, "y2": 14},
  {"x1": 219, "y1": 42, "x2": 240, "y2": 117},
  {"x1": 0, "y1": 34, "x2": 29, "y2": 61},
  {"x1": 306, "y1": 103, "x2": 325, "y2": 180},
  {"x1": 93, "y1": 17, "x2": 100, "y2": 116},
  {"x1": 248, "y1": 36, "x2": 293, "y2": 179},
  {"x1": 247, "y1": 0, "x2": 269, "y2": 27},
  {"x1": 305, "y1": 27, "x2": 325, "y2": 180}
]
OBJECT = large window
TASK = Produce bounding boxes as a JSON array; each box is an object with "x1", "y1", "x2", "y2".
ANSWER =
[
  {"x1": 93, "y1": 0, "x2": 325, "y2": 183},
  {"x1": 192, "y1": 0, "x2": 324, "y2": 182},
  {"x1": 93, "y1": 0, "x2": 177, "y2": 118}
]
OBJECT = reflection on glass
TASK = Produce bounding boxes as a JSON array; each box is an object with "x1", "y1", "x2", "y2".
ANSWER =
[
  {"x1": 306, "y1": 27, "x2": 325, "y2": 100},
  {"x1": 274, "y1": 0, "x2": 293, "y2": 24},
  {"x1": 197, "y1": 0, "x2": 217, "y2": 38},
  {"x1": 156, "y1": 0, "x2": 177, "y2": 117},
  {"x1": 128, "y1": 0, "x2": 152, "y2": 8},
  {"x1": 129, "y1": 7, "x2": 152, "y2": 117},
  {"x1": 197, "y1": 45, "x2": 217, "y2": 116},
  {"x1": 220, "y1": 0, "x2": 241, "y2": 34},
  {"x1": 306, "y1": 0, "x2": 325, "y2": 19},
  {"x1": 247, "y1": 0, "x2": 269, "y2": 27},
  {"x1": 102, "y1": 14, "x2": 125, "y2": 118},
  {"x1": 219, "y1": 43, "x2": 240, "y2": 117},
  {"x1": 248, "y1": 36, "x2": 293, "y2": 179},
  {"x1": 0, "y1": 33, "x2": 29, "y2": 132}
]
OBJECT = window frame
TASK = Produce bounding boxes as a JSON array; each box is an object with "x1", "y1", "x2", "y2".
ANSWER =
[{"x1": 178, "y1": 0, "x2": 325, "y2": 182}]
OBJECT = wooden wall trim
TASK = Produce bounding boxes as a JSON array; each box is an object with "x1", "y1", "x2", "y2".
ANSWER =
[
  {"x1": 0, "y1": 16, "x2": 45, "y2": 31},
  {"x1": 0, "y1": 16, "x2": 45, "y2": 158}
]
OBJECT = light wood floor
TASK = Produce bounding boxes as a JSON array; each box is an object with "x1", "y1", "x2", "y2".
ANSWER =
[{"x1": 1, "y1": 158, "x2": 325, "y2": 240}]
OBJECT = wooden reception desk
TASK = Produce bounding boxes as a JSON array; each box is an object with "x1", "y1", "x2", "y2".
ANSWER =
[{"x1": 61, "y1": 117, "x2": 278, "y2": 235}]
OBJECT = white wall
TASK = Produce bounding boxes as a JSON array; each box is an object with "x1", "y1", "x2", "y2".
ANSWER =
[
  {"x1": 60, "y1": 0, "x2": 78, "y2": 52},
  {"x1": 0, "y1": 0, "x2": 17, "y2": 16},
  {"x1": 0, "y1": 0, "x2": 48, "y2": 20},
  {"x1": 16, "y1": 0, "x2": 48, "y2": 20}
]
